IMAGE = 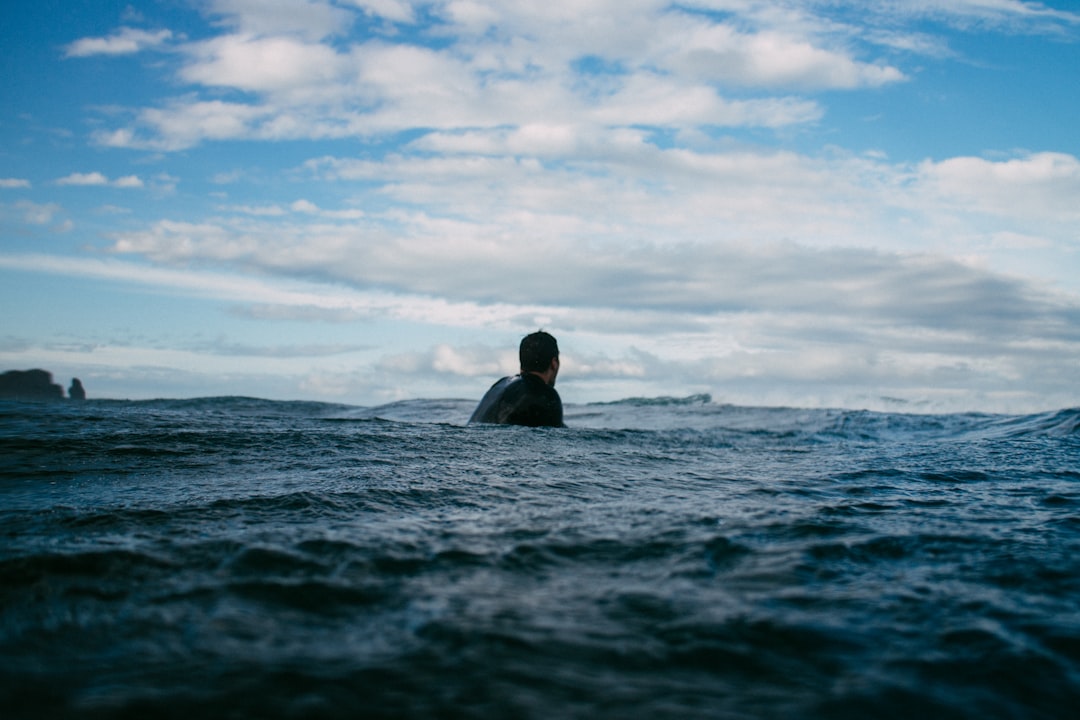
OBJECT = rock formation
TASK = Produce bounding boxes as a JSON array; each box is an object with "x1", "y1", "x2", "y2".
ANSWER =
[{"x1": 0, "y1": 369, "x2": 65, "y2": 400}]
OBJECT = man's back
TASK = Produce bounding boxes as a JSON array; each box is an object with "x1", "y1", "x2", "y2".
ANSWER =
[{"x1": 468, "y1": 374, "x2": 564, "y2": 427}]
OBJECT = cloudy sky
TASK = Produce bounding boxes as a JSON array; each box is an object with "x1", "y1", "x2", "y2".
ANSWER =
[{"x1": 2, "y1": 0, "x2": 1079, "y2": 412}]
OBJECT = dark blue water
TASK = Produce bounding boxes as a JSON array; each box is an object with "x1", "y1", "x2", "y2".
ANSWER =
[{"x1": 2, "y1": 397, "x2": 1079, "y2": 719}]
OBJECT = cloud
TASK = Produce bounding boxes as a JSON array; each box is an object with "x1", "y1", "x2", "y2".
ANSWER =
[
  {"x1": 96, "y1": 100, "x2": 276, "y2": 151},
  {"x1": 92, "y1": 141, "x2": 1079, "y2": 317},
  {"x1": 289, "y1": 199, "x2": 365, "y2": 219},
  {"x1": 4, "y1": 247, "x2": 1078, "y2": 412},
  {"x1": 64, "y1": 27, "x2": 172, "y2": 57},
  {"x1": 0, "y1": 253, "x2": 564, "y2": 332},
  {"x1": 0, "y1": 178, "x2": 31, "y2": 189},
  {"x1": 204, "y1": 0, "x2": 355, "y2": 40},
  {"x1": 228, "y1": 304, "x2": 371, "y2": 323},
  {"x1": 26, "y1": 0, "x2": 1080, "y2": 412},
  {"x1": 342, "y1": 0, "x2": 417, "y2": 23},
  {"x1": 192, "y1": 338, "x2": 372, "y2": 358},
  {"x1": 80, "y1": 135, "x2": 1080, "y2": 410},
  {"x1": 300, "y1": 145, "x2": 1080, "y2": 275},
  {"x1": 886, "y1": 0, "x2": 1080, "y2": 26},
  {"x1": 408, "y1": 344, "x2": 514, "y2": 378},
  {"x1": 89, "y1": 0, "x2": 909, "y2": 150},
  {"x1": 56, "y1": 172, "x2": 144, "y2": 188},
  {"x1": 918, "y1": 152, "x2": 1080, "y2": 219},
  {"x1": 97, "y1": 209, "x2": 1077, "y2": 349},
  {"x1": 56, "y1": 172, "x2": 109, "y2": 186},
  {"x1": 113, "y1": 175, "x2": 145, "y2": 188},
  {"x1": 688, "y1": 0, "x2": 1080, "y2": 29},
  {"x1": 222, "y1": 204, "x2": 289, "y2": 217},
  {"x1": 95, "y1": 204, "x2": 134, "y2": 216},
  {"x1": 433, "y1": 344, "x2": 503, "y2": 377},
  {"x1": 80, "y1": 0, "x2": 1080, "y2": 152},
  {"x1": 663, "y1": 25, "x2": 906, "y2": 89},
  {"x1": 9, "y1": 201, "x2": 63, "y2": 225},
  {"x1": 219, "y1": 200, "x2": 365, "y2": 219},
  {"x1": 180, "y1": 34, "x2": 347, "y2": 94}
]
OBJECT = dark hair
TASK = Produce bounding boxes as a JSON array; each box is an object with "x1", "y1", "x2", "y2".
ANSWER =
[{"x1": 519, "y1": 331, "x2": 559, "y2": 373}]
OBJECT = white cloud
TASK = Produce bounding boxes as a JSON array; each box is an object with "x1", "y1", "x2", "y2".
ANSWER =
[
  {"x1": 56, "y1": 172, "x2": 144, "y2": 188},
  {"x1": 289, "y1": 199, "x2": 366, "y2": 219},
  {"x1": 181, "y1": 34, "x2": 347, "y2": 94},
  {"x1": 3, "y1": 247, "x2": 1078, "y2": 412},
  {"x1": 888, "y1": 0, "x2": 1080, "y2": 25},
  {"x1": 219, "y1": 200, "x2": 366, "y2": 220},
  {"x1": 587, "y1": 73, "x2": 824, "y2": 127},
  {"x1": 685, "y1": 0, "x2": 1080, "y2": 27},
  {"x1": 113, "y1": 175, "x2": 145, "y2": 188},
  {"x1": 96, "y1": 201, "x2": 1076, "y2": 343},
  {"x1": 290, "y1": 199, "x2": 321, "y2": 214},
  {"x1": 431, "y1": 344, "x2": 509, "y2": 377},
  {"x1": 341, "y1": 0, "x2": 417, "y2": 23},
  {"x1": 20, "y1": 0, "x2": 1080, "y2": 412},
  {"x1": 80, "y1": 0, "x2": 1080, "y2": 151},
  {"x1": 64, "y1": 27, "x2": 172, "y2": 57},
  {"x1": 307, "y1": 144, "x2": 870, "y2": 258},
  {"x1": 918, "y1": 152, "x2": 1080, "y2": 219},
  {"x1": 92, "y1": 0, "x2": 907, "y2": 150},
  {"x1": 205, "y1": 0, "x2": 354, "y2": 40},
  {"x1": 222, "y1": 204, "x2": 289, "y2": 217},
  {"x1": 0, "y1": 178, "x2": 31, "y2": 189},
  {"x1": 75, "y1": 137, "x2": 1080, "y2": 398},
  {"x1": 667, "y1": 27, "x2": 906, "y2": 89},
  {"x1": 569, "y1": 354, "x2": 649, "y2": 379},
  {"x1": 10, "y1": 201, "x2": 63, "y2": 225},
  {"x1": 96, "y1": 204, "x2": 133, "y2": 215},
  {"x1": 315, "y1": 143, "x2": 1080, "y2": 262},
  {"x1": 438, "y1": 3, "x2": 498, "y2": 32},
  {"x1": 97, "y1": 100, "x2": 276, "y2": 150},
  {"x1": 193, "y1": 337, "x2": 370, "y2": 358},
  {"x1": 0, "y1": 252, "x2": 567, "y2": 332},
  {"x1": 57, "y1": 172, "x2": 109, "y2": 186}
]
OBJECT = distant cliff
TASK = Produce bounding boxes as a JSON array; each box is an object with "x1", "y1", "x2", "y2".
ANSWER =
[{"x1": 0, "y1": 369, "x2": 73, "y2": 400}]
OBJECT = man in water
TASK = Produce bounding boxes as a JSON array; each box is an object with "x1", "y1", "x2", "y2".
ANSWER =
[{"x1": 469, "y1": 331, "x2": 565, "y2": 427}]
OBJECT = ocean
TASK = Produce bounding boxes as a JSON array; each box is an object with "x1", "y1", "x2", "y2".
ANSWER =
[{"x1": 2, "y1": 396, "x2": 1079, "y2": 719}]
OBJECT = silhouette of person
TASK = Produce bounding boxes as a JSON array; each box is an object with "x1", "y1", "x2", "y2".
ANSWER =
[{"x1": 469, "y1": 331, "x2": 565, "y2": 427}]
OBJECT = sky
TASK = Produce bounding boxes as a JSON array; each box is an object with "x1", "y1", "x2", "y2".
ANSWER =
[{"x1": 2, "y1": 0, "x2": 1079, "y2": 413}]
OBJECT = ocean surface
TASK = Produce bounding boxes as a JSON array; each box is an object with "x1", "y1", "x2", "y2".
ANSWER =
[{"x1": 2, "y1": 396, "x2": 1079, "y2": 719}]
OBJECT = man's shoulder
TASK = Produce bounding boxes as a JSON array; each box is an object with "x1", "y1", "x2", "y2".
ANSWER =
[
  {"x1": 469, "y1": 375, "x2": 520, "y2": 424},
  {"x1": 487, "y1": 375, "x2": 519, "y2": 392},
  {"x1": 470, "y1": 373, "x2": 563, "y2": 427}
]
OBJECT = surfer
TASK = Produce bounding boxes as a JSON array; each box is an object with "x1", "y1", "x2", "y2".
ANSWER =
[{"x1": 469, "y1": 331, "x2": 565, "y2": 427}]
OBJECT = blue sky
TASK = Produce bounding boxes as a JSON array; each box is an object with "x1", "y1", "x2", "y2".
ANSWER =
[{"x1": 2, "y1": 0, "x2": 1079, "y2": 412}]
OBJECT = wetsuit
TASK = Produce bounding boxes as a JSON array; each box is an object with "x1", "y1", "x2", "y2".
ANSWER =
[{"x1": 468, "y1": 373, "x2": 565, "y2": 427}]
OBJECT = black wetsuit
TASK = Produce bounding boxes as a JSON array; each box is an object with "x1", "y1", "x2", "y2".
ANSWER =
[{"x1": 468, "y1": 374, "x2": 565, "y2": 427}]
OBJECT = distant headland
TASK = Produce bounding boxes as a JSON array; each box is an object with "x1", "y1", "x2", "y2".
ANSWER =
[{"x1": 0, "y1": 369, "x2": 86, "y2": 401}]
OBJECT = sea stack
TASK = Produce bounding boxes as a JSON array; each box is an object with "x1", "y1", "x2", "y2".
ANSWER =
[
  {"x1": 69, "y1": 378, "x2": 87, "y2": 400},
  {"x1": 0, "y1": 369, "x2": 65, "y2": 401}
]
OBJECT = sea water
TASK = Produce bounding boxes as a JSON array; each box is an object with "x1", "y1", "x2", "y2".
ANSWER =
[{"x1": 1, "y1": 396, "x2": 1078, "y2": 719}]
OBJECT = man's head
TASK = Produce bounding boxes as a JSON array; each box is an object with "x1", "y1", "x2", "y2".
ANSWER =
[{"x1": 519, "y1": 331, "x2": 559, "y2": 382}]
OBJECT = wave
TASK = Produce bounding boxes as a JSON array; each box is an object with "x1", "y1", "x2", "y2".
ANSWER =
[
  {"x1": 586, "y1": 393, "x2": 714, "y2": 407},
  {"x1": 7, "y1": 395, "x2": 1077, "y2": 440},
  {"x1": 114, "y1": 396, "x2": 359, "y2": 416},
  {"x1": 4, "y1": 391, "x2": 1078, "y2": 719},
  {"x1": 974, "y1": 407, "x2": 1080, "y2": 438}
]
